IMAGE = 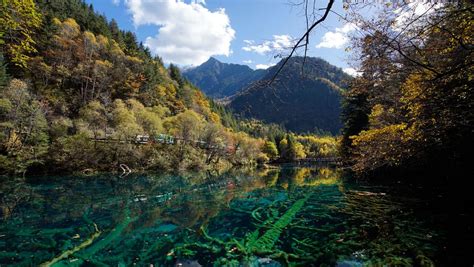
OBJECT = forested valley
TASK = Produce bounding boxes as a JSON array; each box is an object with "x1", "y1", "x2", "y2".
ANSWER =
[{"x1": 0, "y1": 0, "x2": 340, "y2": 177}]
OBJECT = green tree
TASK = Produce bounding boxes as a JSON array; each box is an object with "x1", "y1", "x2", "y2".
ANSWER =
[
  {"x1": 342, "y1": 4, "x2": 473, "y2": 176},
  {"x1": 231, "y1": 132, "x2": 262, "y2": 165},
  {"x1": 112, "y1": 99, "x2": 143, "y2": 140},
  {"x1": 0, "y1": 53, "x2": 8, "y2": 89},
  {"x1": 201, "y1": 122, "x2": 227, "y2": 164},
  {"x1": 0, "y1": 0, "x2": 42, "y2": 67},
  {"x1": 169, "y1": 63, "x2": 185, "y2": 87},
  {"x1": 340, "y1": 86, "x2": 369, "y2": 158},
  {"x1": 262, "y1": 140, "x2": 279, "y2": 160},
  {"x1": 108, "y1": 19, "x2": 125, "y2": 49},
  {"x1": 78, "y1": 100, "x2": 108, "y2": 139},
  {"x1": 279, "y1": 135, "x2": 305, "y2": 161},
  {"x1": 0, "y1": 79, "x2": 49, "y2": 175},
  {"x1": 166, "y1": 109, "x2": 204, "y2": 144},
  {"x1": 128, "y1": 99, "x2": 164, "y2": 135}
]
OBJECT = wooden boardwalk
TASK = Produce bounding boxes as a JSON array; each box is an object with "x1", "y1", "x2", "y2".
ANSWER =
[
  {"x1": 295, "y1": 157, "x2": 342, "y2": 163},
  {"x1": 90, "y1": 134, "x2": 341, "y2": 164},
  {"x1": 271, "y1": 157, "x2": 342, "y2": 165},
  {"x1": 89, "y1": 134, "x2": 235, "y2": 152}
]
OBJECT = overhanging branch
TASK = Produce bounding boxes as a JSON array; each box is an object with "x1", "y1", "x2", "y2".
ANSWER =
[{"x1": 270, "y1": 0, "x2": 335, "y2": 84}]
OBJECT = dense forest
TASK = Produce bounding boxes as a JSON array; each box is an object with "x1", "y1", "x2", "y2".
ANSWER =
[
  {"x1": 340, "y1": 3, "x2": 473, "y2": 180},
  {"x1": 0, "y1": 0, "x2": 338, "y2": 177}
]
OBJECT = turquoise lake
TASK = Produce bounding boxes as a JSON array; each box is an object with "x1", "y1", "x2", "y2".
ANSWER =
[{"x1": 0, "y1": 167, "x2": 450, "y2": 266}]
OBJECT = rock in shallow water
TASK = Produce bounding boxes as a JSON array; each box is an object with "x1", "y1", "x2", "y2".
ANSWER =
[
  {"x1": 175, "y1": 259, "x2": 202, "y2": 267},
  {"x1": 156, "y1": 223, "x2": 177, "y2": 233}
]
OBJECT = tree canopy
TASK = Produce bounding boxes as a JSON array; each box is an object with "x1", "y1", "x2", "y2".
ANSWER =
[{"x1": 341, "y1": 3, "x2": 473, "y2": 177}]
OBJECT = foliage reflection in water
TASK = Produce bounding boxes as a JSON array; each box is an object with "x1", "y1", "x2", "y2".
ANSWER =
[{"x1": 0, "y1": 167, "x2": 446, "y2": 266}]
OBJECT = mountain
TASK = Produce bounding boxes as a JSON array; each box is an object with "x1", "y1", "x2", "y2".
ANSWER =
[
  {"x1": 183, "y1": 57, "x2": 265, "y2": 98},
  {"x1": 229, "y1": 57, "x2": 351, "y2": 134}
]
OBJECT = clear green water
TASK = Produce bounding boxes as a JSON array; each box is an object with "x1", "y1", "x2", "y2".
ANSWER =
[{"x1": 0, "y1": 167, "x2": 448, "y2": 266}]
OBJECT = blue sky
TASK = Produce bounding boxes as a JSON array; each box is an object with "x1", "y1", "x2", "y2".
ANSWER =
[{"x1": 85, "y1": 0, "x2": 356, "y2": 73}]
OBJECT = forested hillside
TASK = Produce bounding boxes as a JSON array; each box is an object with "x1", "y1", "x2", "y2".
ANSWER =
[
  {"x1": 230, "y1": 57, "x2": 350, "y2": 134},
  {"x1": 0, "y1": 0, "x2": 267, "y2": 175},
  {"x1": 183, "y1": 57, "x2": 266, "y2": 98}
]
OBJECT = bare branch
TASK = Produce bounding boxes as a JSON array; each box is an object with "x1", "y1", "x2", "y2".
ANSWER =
[
  {"x1": 301, "y1": 0, "x2": 310, "y2": 76},
  {"x1": 394, "y1": 41, "x2": 441, "y2": 75},
  {"x1": 270, "y1": 0, "x2": 335, "y2": 84}
]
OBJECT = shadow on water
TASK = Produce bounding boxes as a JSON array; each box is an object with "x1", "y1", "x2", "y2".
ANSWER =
[{"x1": 0, "y1": 167, "x2": 452, "y2": 266}]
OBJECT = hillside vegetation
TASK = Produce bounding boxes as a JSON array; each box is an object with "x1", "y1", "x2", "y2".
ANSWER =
[
  {"x1": 341, "y1": 4, "x2": 473, "y2": 179},
  {"x1": 0, "y1": 0, "x2": 339, "y2": 176},
  {"x1": 230, "y1": 57, "x2": 351, "y2": 134},
  {"x1": 0, "y1": 1, "x2": 266, "y2": 175}
]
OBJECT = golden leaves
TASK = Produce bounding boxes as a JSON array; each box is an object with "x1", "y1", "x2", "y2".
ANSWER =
[{"x1": 0, "y1": 0, "x2": 42, "y2": 67}]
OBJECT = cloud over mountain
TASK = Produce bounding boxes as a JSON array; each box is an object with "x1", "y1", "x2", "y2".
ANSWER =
[
  {"x1": 242, "y1": 35, "x2": 294, "y2": 55},
  {"x1": 316, "y1": 23, "x2": 357, "y2": 49},
  {"x1": 125, "y1": 0, "x2": 235, "y2": 65}
]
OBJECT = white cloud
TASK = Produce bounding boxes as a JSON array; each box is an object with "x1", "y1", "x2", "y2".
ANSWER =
[
  {"x1": 343, "y1": 67, "x2": 360, "y2": 77},
  {"x1": 393, "y1": 2, "x2": 442, "y2": 32},
  {"x1": 316, "y1": 23, "x2": 358, "y2": 49},
  {"x1": 125, "y1": 0, "x2": 235, "y2": 66},
  {"x1": 256, "y1": 63, "x2": 276, "y2": 70},
  {"x1": 243, "y1": 59, "x2": 252, "y2": 64},
  {"x1": 242, "y1": 35, "x2": 295, "y2": 55},
  {"x1": 112, "y1": 0, "x2": 120, "y2": 5}
]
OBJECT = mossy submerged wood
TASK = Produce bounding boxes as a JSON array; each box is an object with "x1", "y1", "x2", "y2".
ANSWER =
[{"x1": 0, "y1": 167, "x2": 446, "y2": 266}]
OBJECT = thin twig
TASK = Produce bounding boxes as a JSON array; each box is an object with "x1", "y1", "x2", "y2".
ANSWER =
[
  {"x1": 301, "y1": 0, "x2": 310, "y2": 76},
  {"x1": 270, "y1": 0, "x2": 335, "y2": 84}
]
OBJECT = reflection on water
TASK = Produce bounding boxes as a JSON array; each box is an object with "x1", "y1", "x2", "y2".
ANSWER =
[{"x1": 0, "y1": 167, "x2": 447, "y2": 266}]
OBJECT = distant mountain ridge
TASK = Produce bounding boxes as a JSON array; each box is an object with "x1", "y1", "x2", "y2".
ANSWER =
[
  {"x1": 230, "y1": 57, "x2": 351, "y2": 134},
  {"x1": 185, "y1": 56, "x2": 351, "y2": 134},
  {"x1": 183, "y1": 57, "x2": 265, "y2": 98}
]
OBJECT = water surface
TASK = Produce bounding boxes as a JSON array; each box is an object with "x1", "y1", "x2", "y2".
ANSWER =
[{"x1": 0, "y1": 167, "x2": 448, "y2": 266}]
